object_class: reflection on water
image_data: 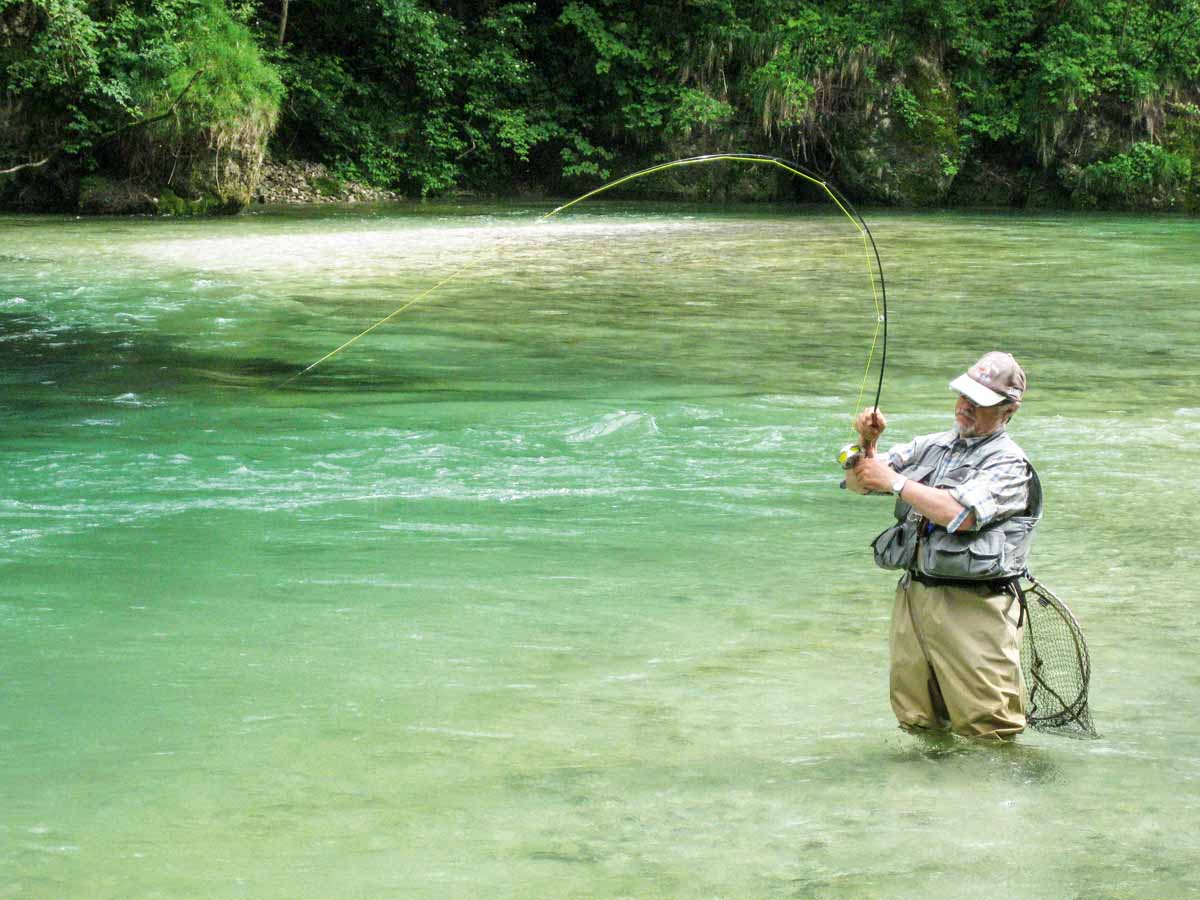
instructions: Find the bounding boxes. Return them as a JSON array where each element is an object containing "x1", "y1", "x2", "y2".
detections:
[{"x1": 1, "y1": 205, "x2": 1198, "y2": 899}]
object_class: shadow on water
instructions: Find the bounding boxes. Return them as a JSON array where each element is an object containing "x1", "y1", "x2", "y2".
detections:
[
  {"x1": 0, "y1": 307, "x2": 463, "y2": 388},
  {"x1": 0, "y1": 310, "x2": 613, "y2": 413},
  {"x1": 0, "y1": 310, "x2": 284, "y2": 393}
]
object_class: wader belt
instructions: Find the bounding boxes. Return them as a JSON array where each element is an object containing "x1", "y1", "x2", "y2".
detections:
[{"x1": 908, "y1": 571, "x2": 1027, "y2": 627}]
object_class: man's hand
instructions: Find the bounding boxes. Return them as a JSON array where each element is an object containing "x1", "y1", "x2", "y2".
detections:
[
  {"x1": 854, "y1": 406, "x2": 887, "y2": 450},
  {"x1": 851, "y1": 454, "x2": 898, "y2": 493},
  {"x1": 850, "y1": 455, "x2": 975, "y2": 529}
]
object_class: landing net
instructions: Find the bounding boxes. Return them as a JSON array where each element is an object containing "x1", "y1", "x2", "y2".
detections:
[{"x1": 1020, "y1": 577, "x2": 1097, "y2": 737}]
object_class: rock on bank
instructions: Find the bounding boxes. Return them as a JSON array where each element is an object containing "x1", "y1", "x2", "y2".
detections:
[{"x1": 253, "y1": 159, "x2": 403, "y2": 205}]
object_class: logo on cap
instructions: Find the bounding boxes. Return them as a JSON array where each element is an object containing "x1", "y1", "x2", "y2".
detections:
[{"x1": 972, "y1": 363, "x2": 997, "y2": 384}]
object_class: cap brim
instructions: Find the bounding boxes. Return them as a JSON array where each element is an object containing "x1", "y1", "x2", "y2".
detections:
[{"x1": 949, "y1": 373, "x2": 1008, "y2": 406}]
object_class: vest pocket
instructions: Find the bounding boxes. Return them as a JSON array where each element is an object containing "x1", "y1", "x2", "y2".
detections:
[
  {"x1": 1000, "y1": 515, "x2": 1038, "y2": 576},
  {"x1": 871, "y1": 521, "x2": 918, "y2": 570},
  {"x1": 919, "y1": 527, "x2": 1006, "y2": 579}
]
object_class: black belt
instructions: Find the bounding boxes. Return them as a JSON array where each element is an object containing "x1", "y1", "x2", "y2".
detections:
[
  {"x1": 908, "y1": 571, "x2": 1016, "y2": 590},
  {"x1": 908, "y1": 571, "x2": 1027, "y2": 626}
]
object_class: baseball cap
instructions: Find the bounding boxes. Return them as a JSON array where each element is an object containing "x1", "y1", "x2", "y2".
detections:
[{"x1": 949, "y1": 352, "x2": 1026, "y2": 406}]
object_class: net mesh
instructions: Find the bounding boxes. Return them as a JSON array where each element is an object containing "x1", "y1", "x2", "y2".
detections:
[{"x1": 1020, "y1": 578, "x2": 1097, "y2": 737}]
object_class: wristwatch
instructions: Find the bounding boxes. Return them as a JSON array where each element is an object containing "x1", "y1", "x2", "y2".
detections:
[{"x1": 891, "y1": 475, "x2": 908, "y2": 496}]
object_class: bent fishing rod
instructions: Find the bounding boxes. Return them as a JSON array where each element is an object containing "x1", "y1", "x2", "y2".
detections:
[{"x1": 278, "y1": 152, "x2": 889, "y2": 427}]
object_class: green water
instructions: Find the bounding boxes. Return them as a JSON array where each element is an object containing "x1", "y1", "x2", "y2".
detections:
[{"x1": 1, "y1": 203, "x2": 1198, "y2": 899}]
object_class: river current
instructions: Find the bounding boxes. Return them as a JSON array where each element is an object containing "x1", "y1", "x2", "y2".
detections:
[{"x1": 1, "y1": 203, "x2": 1198, "y2": 898}]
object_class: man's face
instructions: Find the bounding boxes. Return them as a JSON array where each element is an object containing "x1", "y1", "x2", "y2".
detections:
[{"x1": 955, "y1": 393, "x2": 1011, "y2": 437}]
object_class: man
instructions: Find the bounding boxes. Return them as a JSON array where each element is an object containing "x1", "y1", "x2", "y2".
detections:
[{"x1": 845, "y1": 352, "x2": 1041, "y2": 739}]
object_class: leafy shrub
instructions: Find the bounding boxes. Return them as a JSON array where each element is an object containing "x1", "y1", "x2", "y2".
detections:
[
  {"x1": 2, "y1": 0, "x2": 281, "y2": 207},
  {"x1": 1069, "y1": 142, "x2": 1193, "y2": 209}
]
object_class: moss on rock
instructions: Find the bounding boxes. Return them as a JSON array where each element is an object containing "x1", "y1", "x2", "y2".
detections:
[{"x1": 151, "y1": 186, "x2": 234, "y2": 216}]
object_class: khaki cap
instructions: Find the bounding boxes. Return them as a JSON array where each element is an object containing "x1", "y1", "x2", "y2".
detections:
[{"x1": 949, "y1": 351, "x2": 1026, "y2": 406}]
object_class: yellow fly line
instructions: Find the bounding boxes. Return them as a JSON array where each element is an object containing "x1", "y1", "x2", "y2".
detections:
[
  {"x1": 542, "y1": 154, "x2": 886, "y2": 417},
  {"x1": 280, "y1": 152, "x2": 889, "y2": 416}
]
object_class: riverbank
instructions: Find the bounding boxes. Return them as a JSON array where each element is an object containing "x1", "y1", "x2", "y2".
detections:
[
  {"x1": 254, "y1": 158, "x2": 405, "y2": 205},
  {"x1": 5, "y1": 153, "x2": 1198, "y2": 214}
]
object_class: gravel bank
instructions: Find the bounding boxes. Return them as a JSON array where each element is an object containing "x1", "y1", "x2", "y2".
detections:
[{"x1": 254, "y1": 159, "x2": 404, "y2": 205}]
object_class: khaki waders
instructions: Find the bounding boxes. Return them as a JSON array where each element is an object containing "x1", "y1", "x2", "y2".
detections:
[{"x1": 889, "y1": 574, "x2": 1026, "y2": 739}]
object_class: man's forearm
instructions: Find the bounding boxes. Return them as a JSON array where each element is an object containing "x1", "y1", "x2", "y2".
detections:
[
  {"x1": 898, "y1": 479, "x2": 976, "y2": 530},
  {"x1": 847, "y1": 439, "x2": 977, "y2": 530}
]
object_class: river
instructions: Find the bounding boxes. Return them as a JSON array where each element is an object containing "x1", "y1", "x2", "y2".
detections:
[{"x1": 1, "y1": 203, "x2": 1197, "y2": 898}]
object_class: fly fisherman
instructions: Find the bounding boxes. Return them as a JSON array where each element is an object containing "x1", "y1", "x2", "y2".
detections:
[{"x1": 845, "y1": 352, "x2": 1041, "y2": 739}]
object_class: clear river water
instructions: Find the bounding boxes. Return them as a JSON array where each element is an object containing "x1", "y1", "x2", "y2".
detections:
[{"x1": 1, "y1": 202, "x2": 1198, "y2": 899}]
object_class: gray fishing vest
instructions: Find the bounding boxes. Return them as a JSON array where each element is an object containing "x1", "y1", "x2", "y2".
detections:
[{"x1": 871, "y1": 430, "x2": 1042, "y2": 581}]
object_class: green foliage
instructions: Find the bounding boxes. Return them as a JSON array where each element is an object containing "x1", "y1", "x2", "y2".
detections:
[
  {"x1": 310, "y1": 174, "x2": 342, "y2": 197},
  {"x1": 558, "y1": 135, "x2": 614, "y2": 180},
  {"x1": 1, "y1": 0, "x2": 104, "y2": 156},
  {"x1": 746, "y1": 4, "x2": 877, "y2": 135},
  {"x1": 893, "y1": 84, "x2": 923, "y2": 131},
  {"x1": 1069, "y1": 142, "x2": 1194, "y2": 209},
  {"x1": 555, "y1": 1, "x2": 738, "y2": 142},
  {"x1": 272, "y1": 0, "x2": 558, "y2": 195},
  {"x1": 165, "y1": 0, "x2": 283, "y2": 128},
  {"x1": 4, "y1": 0, "x2": 1200, "y2": 209},
  {"x1": 1, "y1": 0, "x2": 100, "y2": 95},
  {"x1": 1, "y1": 0, "x2": 281, "y2": 175},
  {"x1": 267, "y1": 0, "x2": 759, "y2": 193}
]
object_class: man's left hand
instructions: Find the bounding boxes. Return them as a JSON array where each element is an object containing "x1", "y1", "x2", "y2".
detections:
[{"x1": 852, "y1": 454, "x2": 899, "y2": 493}]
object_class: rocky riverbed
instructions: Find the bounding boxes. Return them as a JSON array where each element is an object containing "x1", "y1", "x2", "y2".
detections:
[{"x1": 254, "y1": 159, "x2": 404, "y2": 205}]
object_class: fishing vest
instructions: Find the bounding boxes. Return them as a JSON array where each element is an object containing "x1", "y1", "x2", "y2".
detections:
[{"x1": 871, "y1": 430, "x2": 1042, "y2": 581}]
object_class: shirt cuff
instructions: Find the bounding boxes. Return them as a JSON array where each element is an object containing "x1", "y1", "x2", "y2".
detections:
[
  {"x1": 948, "y1": 482, "x2": 997, "y2": 531},
  {"x1": 946, "y1": 505, "x2": 972, "y2": 533}
]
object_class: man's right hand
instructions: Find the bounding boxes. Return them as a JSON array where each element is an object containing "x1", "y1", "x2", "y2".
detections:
[{"x1": 854, "y1": 406, "x2": 887, "y2": 449}]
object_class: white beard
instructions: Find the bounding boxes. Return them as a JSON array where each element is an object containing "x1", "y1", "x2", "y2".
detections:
[{"x1": 955, "y1": 420, "x2": 1005, "y2": 439}]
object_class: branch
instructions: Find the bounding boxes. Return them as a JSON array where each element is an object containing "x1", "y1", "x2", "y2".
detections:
[
  {"x1": 455, "y1": 137, "x2": 478, "y2": 161},
  {"x1": 278, "y1": 0, "x2": 289, "y2": 46},
  {"x1": 94, "y1": 67, "x2": 207, "y2": 144},
  {"x1": 0, "y1": 68, "x2": 207, "y2": 178},
  {"x1": 0, "y1": 155, "x2": 53, "y2": 177}
]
